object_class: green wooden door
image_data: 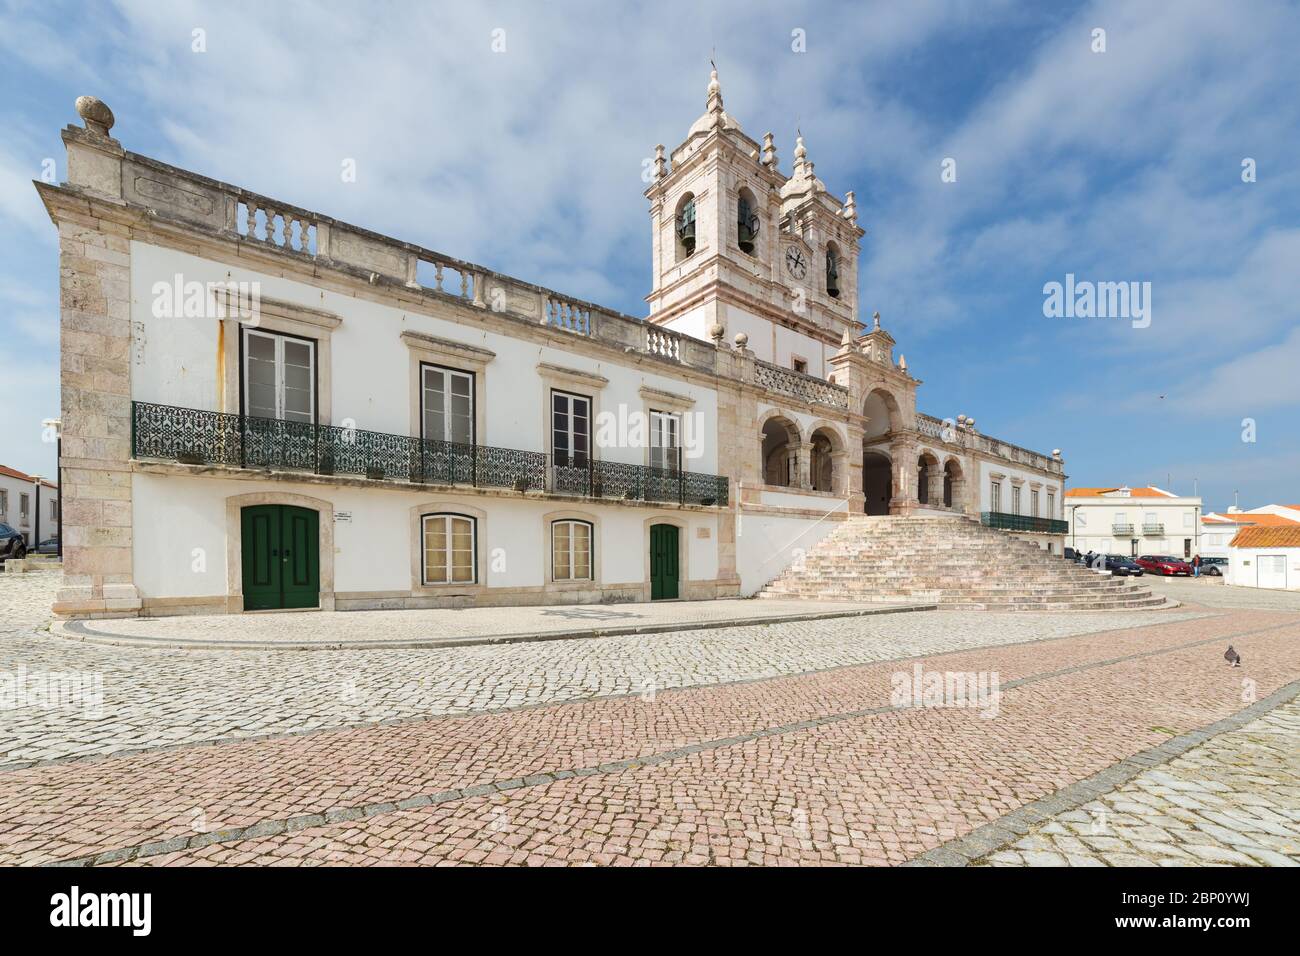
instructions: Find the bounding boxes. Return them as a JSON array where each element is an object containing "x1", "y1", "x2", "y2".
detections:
[
  {"x1": 241, "y1": 505, "x2": 319, "y2": 610},
  {"x1": 650, "y1": 523, "x2": 679, "y2": 600}
]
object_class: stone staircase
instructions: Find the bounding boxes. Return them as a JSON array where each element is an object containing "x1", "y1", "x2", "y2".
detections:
[{"x1": 758, "y1": 515, "x2": 1174, "y2": 611}]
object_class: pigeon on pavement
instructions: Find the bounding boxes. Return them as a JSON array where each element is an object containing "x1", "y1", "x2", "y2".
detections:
[{"x1": 1224, "y1": 646, "x2": 1242, "y2": 667}]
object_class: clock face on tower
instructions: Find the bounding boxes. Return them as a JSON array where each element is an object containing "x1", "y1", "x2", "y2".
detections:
[{"x1": 784, "y1": 246, "x2": 807, "y2": 280}]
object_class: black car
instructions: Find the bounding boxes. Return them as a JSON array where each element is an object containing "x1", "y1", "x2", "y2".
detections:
[
  {"x1": 1103, "y1": 554, "x2": 1144, "y2": 576},
  {"x1": 0, "y1": 523, "x2": 26, "y2": 560}
]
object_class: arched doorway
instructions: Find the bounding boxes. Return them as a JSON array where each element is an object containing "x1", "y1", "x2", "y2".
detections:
[
  {"x1": 943, "y1": 458, "x2": 963, "y2": 509},
  {"x1": 916, "y1": 452, "x2": 940, "y2": 505},
  {"x1": 809, "y1": 425, "x2": 842, "y2": 493},
  {"x1": 761, "y1": 416, "x2": 801, "y2": 487},
  {"x1": 863, "y1": 451, "x2": 892, "y2": 515}
]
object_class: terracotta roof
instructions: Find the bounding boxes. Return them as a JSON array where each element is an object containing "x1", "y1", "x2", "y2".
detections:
[
  {"x1": 0, "y1": 464, "x2": 57, "y2": 490},
  {"x1": 1203, "y1": 516, "x2": 1246, "y2": 525},
  {"x1": 1233, "y1": 513, "x2": 1300, "y2": 527},
  {"x1": 1230, "y1": 526, "x2": 1300, "y2": 549},
  {"x1": 1065, "y1": 486, "x2": 1177, "y2": 498}
]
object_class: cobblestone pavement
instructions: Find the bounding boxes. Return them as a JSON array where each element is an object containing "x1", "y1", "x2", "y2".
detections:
[
  {"x1": 2, "y1": 570, "x2": 1299, "y2": 866},
  {"x1": 58, "y1": 591, "x2": 924, "y2": 649},
  {"x1": 1144, "y1": 574, "x2": 1300, "y2": 611},
  {"x1": 978, "y1": 698, "x2": 1300, "y2": 867}
]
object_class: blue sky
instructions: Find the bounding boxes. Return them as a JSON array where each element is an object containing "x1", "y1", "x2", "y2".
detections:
[{"x1": 1, "y1": 0, "x2": 1297, "y2": 511}]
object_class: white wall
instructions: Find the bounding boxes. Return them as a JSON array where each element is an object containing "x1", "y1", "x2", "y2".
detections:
[
  {"x1": 735, "y1": 510, "x2": 839, "y2": 595},
  {"x1": 1228, "y1": 547, "x2": 1300, "y2": 590},
  {"x1": 130, "y1": 243, "x2": 720, "y2": 473},
  {"x1": 131, "y1": 471, "x2": 720, "y2": 600},
  {"x1": 0, "y1": 473, "x2": 58, "y2": 547},
  {"x1": 1066, "y1": 496, "x2": 1200, "y2": 557},
  {"x1": 979, "y1": 461, "x2": 1062, "y2": 515}
]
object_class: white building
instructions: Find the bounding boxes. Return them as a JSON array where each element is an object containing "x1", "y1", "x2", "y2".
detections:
[
  {"x1": 38, "y1": 77, "x2": 1066, "y2": 618},
  {"x1": 1227, "y1": 525, "x2": 1300, "y2": 590},
  {"x1": 0, "y1": 464, "x2": 59, "y2": 550},
  {"x1": 1064, "y1": 486, "x2": 1202, "y2": 559}
]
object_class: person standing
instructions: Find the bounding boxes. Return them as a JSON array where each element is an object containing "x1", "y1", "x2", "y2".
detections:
[{"x1": 1192, "y1": 553, "x2": 1202, "y2": 577}]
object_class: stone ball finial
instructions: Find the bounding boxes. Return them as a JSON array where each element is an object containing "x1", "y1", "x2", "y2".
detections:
[
  {"x1": 708, "y1": 322, "x2": 725, "y2": 343},
  {"x1": 1052, "y1": 448, "x2": 1062, "y2": 459},
  {"x1": 733, "y1": 331, "x2": 749, "y2": 349},
  {"x1": 957, "y1": 414, "x2": 967, "y2": 424},
  {"x1": 708, "y1": 68, "x2": 721, "y2": 96},
  {"x1": 75, "y1": 96, "x2": 115, "y2": 137},
  {"x1": 967, "y1": 418, "x2": 976, "y2": 429}
]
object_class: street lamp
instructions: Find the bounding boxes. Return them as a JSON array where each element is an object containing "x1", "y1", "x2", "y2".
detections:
[{"x1": 30, "y1": 475, "x2": 43, "y2": 552}]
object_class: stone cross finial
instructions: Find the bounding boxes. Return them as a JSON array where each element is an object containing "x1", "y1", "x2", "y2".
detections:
[
  {"x1": 75, "y1": 95, "x2": 115, "y2": 138},
  {"x1": 706, "y1": 64, "x2": 723, "y2": 114}
]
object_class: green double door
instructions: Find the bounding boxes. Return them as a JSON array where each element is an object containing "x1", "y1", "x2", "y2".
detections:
[
  {"x1": 241, "y1": 505, "x2": 320, "y2": 611},
  {"x1": 649, "y1": 523, "x2": 679, "y2": 600}
]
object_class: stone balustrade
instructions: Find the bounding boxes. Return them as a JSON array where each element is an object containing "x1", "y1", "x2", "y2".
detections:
[{"x1": 753, "y1": 359, "x2": 850, "y2": 409}]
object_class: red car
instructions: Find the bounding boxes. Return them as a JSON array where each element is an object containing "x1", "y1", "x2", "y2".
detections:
[{"x1": 1135, "y1": 554, "x2": 1192, "y2": 576}]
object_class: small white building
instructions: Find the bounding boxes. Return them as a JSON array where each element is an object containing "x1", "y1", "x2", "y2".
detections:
[
  {"x1": 0, "y1": 465, "x2": 59, "y2": 549},
  {"x1": 1228, "y1": 525, "x2": 1300, "y2": 590},
  {"x1": 1064, "y1": 486, "x2": 1201, "y2": 559}
]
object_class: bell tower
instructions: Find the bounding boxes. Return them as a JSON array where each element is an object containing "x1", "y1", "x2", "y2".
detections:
[{"x1": 645, "y1": 69, "x2": 866, "y2": 378}]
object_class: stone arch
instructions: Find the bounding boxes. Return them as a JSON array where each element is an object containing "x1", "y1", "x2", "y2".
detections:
[
  {"x1": 942, "y1": 456, "x2": 966, "y2": 511},
  {"x1": 808, "y1": 421, "x2": 846, "y2": 494},
  {"x1": 862, "y1": 448, "x2": 893, "y2": 515},
  {"x1": 737, "y1": 184, "x2": 760, "y2": 257},
  {"x1": 674, "y1": 191, "x2": 696, "y2": 261},
  {"x1": 758, "y1": 410, "x2": 803, "y2": 487},
  {"x1": 862, "y1": 386, "x2": 903, "y2": 441},
  {"x1": 825, "y1": 239, "x2": 842, "y2": 299},
  {"x1": 916, "y1": 450, "x2": 941, "y2": 505},
  {"x1": 224, "y1": 490, "x2": 335, "y2": 612}
]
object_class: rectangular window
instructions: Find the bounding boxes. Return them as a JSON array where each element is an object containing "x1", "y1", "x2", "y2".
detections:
[
  {"x1": 1011, "y1": 487, "x2": 1021, "y2": 515},
  {"x1": 50, "y1": 499, "x2": 58, "y2": 521},
  {"x1": 244, "y1": 328, "x2": 315, "y2": 423},
  {"x1": 1031, "y1": 490, "x2": 1039, "y2": 517},
  {"x1": 422, "y1": 514, "x2": 476, "y2": 585},
  {"x1": 20, "y1": 493, "x2": 29, "y2": 520},
  {"x1": 1182, "y1": 512, "x2": 1193, "y2": 529},
  {"x1": 792, "y1": 358, "x2": 808, "y2": 374},
  {"x1": 551, "y1": 391, "x2": 591, "y2": 467},
  {"x1": 649, "y1": 410, "x2": 680, "y2": 472},
  {"x1": 990, "y1": 482, "x2": 1000, "y2": 512},
  {"x1": 1184, "y1": 538, "x2": 1192, "y2": 558},
  {"x1": 1047, "y1": 492, "x2": 1055, "y2": 517},
  {"x1": 0, "y1": 490, "x2": 6, "y2": 516},
  {"x1": 421, "y1": 364, "x2": 474, "y2": 444},
  {"x1": 552, "y1": 520, "x2": 593, "y2": 581}
]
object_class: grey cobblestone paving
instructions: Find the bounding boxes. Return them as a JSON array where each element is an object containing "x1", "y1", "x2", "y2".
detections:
[
  {"x1": 977, "y1": 694, "x2": 1300, "y2": 867},
  {"x1": 1, "y1": 571, "x2": 1205, "y2": 769}
]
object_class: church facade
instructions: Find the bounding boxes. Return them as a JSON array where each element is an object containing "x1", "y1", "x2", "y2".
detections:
[{"x1": 39, "y1": 74, "x2": 1066, "y2": 619}]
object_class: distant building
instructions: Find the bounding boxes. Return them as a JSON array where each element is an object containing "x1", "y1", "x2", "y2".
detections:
[
  {"x1": 0, "y1": 464, "x2": 59, "y2": 548},
  {"x1": 1064, "y1": 486, "x2": 1201, "y2": 559},
  {"x1": 1197, "y1": 505, "x2": 1300, "y2": 589}
]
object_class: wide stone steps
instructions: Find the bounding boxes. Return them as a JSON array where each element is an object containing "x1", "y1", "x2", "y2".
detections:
[{"x1": 758, "y1": 514, "x2": 1173, "y2": 612}]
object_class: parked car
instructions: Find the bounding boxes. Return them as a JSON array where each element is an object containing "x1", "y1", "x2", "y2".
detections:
[
  {"x1": 1064, "y1": 547, "x2": 1080, "y2": 562},
  {"x1": 1103, "y1": 554, "x2": 1144, "y2": 576},
  {"x1": 1135, "y1": 554, "x2": 1193, "y2": 576},
  {"x1": 35, "y1": 537, "x2": 59, "y2": 555},
  {"x1": 1199, "y1": 556, "x2": 1228, "y2": 577},
  {"x1": 0, "y1": 523, "x2": 26, "y2": 560}
]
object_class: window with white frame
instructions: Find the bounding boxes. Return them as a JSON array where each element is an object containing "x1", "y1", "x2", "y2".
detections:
[
  {"x1": 0, "y1": 490, "x2": 6, "y2": 516},
  {"x1": 422, "y1": 513, "x2": 476, "y2": 585},
  {"x1": 990, "y1": 481, "x2": 1001, "y2": 512},
  {"x1": 20, "y1": 493, "x2": 29, "y2": 520},
  {"x1": 1011, "y1": 486, "x2": 1021, "y2": 515},
  {"x1": 50, "y1": 499, "x2": 58, "y2": 521},
  {"x1": 244, "y1": 328, "x2": 315, "y2": 422},
  {"x1": 1031, "y1": 490, "x2": 1039, "y2": 517},
  {"x1": 552, "y1": 391, "x2": 591, "y2": 468},
  {"x1": 649, "y1": 410, "x2": 680, "y2": 472},
  {"x1": 552, "y1": 519, "x2": 593, "y2": 581},
  {"x1": 421, "y1": 364, "x2": 474, "y2": 444},
  {"x1": 1047, "y1": 492, "x2": 1055, "y2": 517}
]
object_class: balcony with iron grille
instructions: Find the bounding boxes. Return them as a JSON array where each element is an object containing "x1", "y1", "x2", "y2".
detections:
[
  {"x1": 131, "y1": 402, "x2": 729, "y2": 508},
  {"x1": 981, "y1": 511, "x2": 1068, "y2": 535},
  {"x1": 1112, "y1": 522, "x2": 1135, "y2": 535},
  {"x1": 1142, "y1": 522, "x2": 1165, "y2": 535}
]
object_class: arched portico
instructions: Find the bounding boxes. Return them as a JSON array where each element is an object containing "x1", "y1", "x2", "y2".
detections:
[
  {"x1": 759, "y1": 413, "x2": 803, "y2": 487},
  {"x1": 943, "y1": 457, "x2": 967, "y2": 512},
  {"x1": 862, "y1": 449, "x2": 892, "y2": 515},
  {"x1": 917, "y1": 451, "x2": 941, "y2": 505}
]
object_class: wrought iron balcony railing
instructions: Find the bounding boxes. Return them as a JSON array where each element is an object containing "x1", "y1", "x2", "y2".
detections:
[
  {"x1": 981, "y1": 511, "x2": 1069, "y2": 535},
  {"x1": 1112, "y1": 523, "x2": 1135, "y2": 535},
  {"x1": 1141, "y1": 523, "x2": 1165, "y2": 535},
  {"x1": 131, "y1": 401, "x2": 728, "y2": 507}
]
